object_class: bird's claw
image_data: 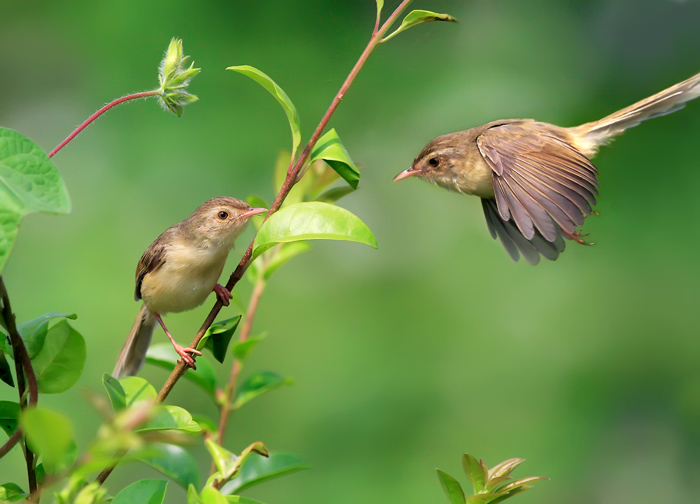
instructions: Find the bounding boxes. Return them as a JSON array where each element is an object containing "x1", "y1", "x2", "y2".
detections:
[
  {"x1": 214, "y1": 284, "x2": 232, "y2": 306},
  {"x1": 173, "y1": 343, "x2": 202, "y2": 370},
  {"x1": 561, "y1": 228, "x2": 595, "y2": 246}
]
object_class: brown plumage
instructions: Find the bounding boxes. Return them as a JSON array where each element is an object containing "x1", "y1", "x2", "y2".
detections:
[{"x1": 394, "y1": 72, "x2": 700, "y2": 264}]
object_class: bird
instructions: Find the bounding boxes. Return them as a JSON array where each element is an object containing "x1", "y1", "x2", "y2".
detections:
[
  {"x1": 112, "y1": 197, "x2": 267, "y2": 378},
  {"x1": 393, "y1": 72, "x2": 700, "y2": 264}
]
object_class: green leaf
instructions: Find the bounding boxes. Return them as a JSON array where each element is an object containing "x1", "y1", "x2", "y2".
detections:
[
  {"x1": 0, "y1": 482, "x2": 28, "y2": 502},
  {"x1": 0, "y1": 350, "x2": 12, "y2": 387},
  {"x1": 227, "y1": 66, "x2": 301, "y2": 158},
  {"x1": 18, "y1": 312, "x2": 77, "y2": 359},
  {"x1": 496, "y1": 477, "x2": 548, "y2": 493},
  {"x1": 487, "y1": 458, "x2": 525, "y2": 479},
  {"x1": 246, "y1": 195, "x2": 270, "y2": 213},
  {"x1": 487, "y1": 486, "x2": 531, "y2": 504},
  {"x1": 252, "y1": 202, "x2": 377, "y2": 259},
  {"x1": 21, "y1": 406, "x2": 74, "y2": 467},
  {"x1": 206, "y1": 440, "x2": 269, "y2": 482},
  {"x1": 376, "y1": 0, "x2": 384, "y2": 19},
  {"x1": 198, "y1": 316, "x2": 241, "y2": 363},
  {"x1": 200, "y1": 487, "x2": 228, "y2": 504},
  {"x1": 232, "y1": 333, "x2": 267, "y2": 363},
  {"x1": 120, "y1": 375, "x2": 157, "y2": 405},
  {"x1": 437, "y1": 470, "x2": 466, "y2": 504},
  {"x1": 30, "y1": 319, "x2": 85, "y2": 394},
  {"x1": 233, "y1": 371, "x2": 292, "y2": 409},
  {"x1": 226, "y1": 497, "x2": 266, "y2": 504},
  {"x1": 315, "y1": 186, "x2": 355, "y2": 204},
  {"x1": 112, "y1": 479, "x2": 168, "y2": 504},
  {"x1": 192, "y1": 414, "x2": 218, "y2": 433},
  {"x1": 138, "y1": 443, "x2": 200, "y2": 490},
  {"x1": 264, "y1": 242, "x2": 311, "y2": 279},
  {"x1": 221, "y1": 452, "x2": 309, "y2": 495},
  {"x1": 146, "y1": 344, "x2": 216, "y2": 398},
  {"x1": 0, "y1": 128, "x2": 71, "y2": 273},
  {"x1": 308, "y1": 129, "x2": 360, "y2": 189},
  {"x1": 0, "y1": 400, "x2": 20, "y2": 437},
  {"x1": 139, "y1": 405, "x2": 201, "y2": 433},
  {"x1": 381, "y1": 10, "x2": 458, "y2": 43},
  {"x1": 272, "y1": 151, "x2": 292, "y2": 194},
  {"x1": 102, "y1": 373, "x2": 127, "y2": 411},
  {"x1": 468, "y1": 494, "x2": 508, "y2": 504},
  {"x1": 463, "y1": 454, "x2": 488, "y2": 494}
]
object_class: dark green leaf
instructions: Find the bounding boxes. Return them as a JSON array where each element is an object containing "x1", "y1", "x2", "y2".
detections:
[
  {"x1": 146, "y1": 344, "x2": 216, "y2": 397},
  {"x1": 0, "y1": 482, "x2": 28, "y2": 502},
  {"x1": 469, "y1": 493, "x2": 508, "y2": 504},
  {"x1": 308, "y1": 129, "x2": 360, "y2": 189},
  {"x1": 21, "y1": 406, "x2": 74, "y2": 467},
  {"x1": 264, "y1": 242, "x2": 311, "y2": 280},
  {"x1": 381, "y1": 10, "x2": 458, "y2": 43},
  {"x1": 139, "y1": 405, "x2": 201, "y2": 433},
  {"x1": 120, "y1": 375, "x2": 157, "y2": 405},
  {"x1": 30, "y1": 319, "x2": 85, "y2": 394},
  {"x1": 137, "y1": 443, "x2": 200, "y2": 490},
  {"x1": 0, "y1": 350, "x2": 12, "y2": 387},
  {"x1": 0, "y1": 128, "x2": 71, "y2": 273},
  {"x1": 198, "y1": 316, "x2": 241, "y2": 363},
  {"x1": 437, "y1": 469, "x2": 466, "y2": 504},
  {"x1": 112, "y1": 479, "x2": 168, "y2": 504},
  {"x1": 227, "y1": 66, "x2": 301, "y2": 157},
  {"x1": 463, "y1": 454, "x2": 488, "y2": 494},
  {"x1": 102, "y1": 373, "x2": 127, "y2": 411},
  {"x1": 232, "y1": 333, "x2": 267, "y2": 363},
  {"x1": 0, "y1": 400, "x2": 20, "y2": 437},
  {"x1": 233, "y1": 371, "x2": 292, "y2": 409},
  {"x1": 17, "y1": 312, "x2": 77, "y2": 359},
  {"x1": 252, "y1": 202, "x2": 377, "y2": 259},
  {"x1": 221, "y1": 452, "x2": 310, "y2": 495}
]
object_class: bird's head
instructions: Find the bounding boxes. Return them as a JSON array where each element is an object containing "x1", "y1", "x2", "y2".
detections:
[
  {"x1": 187, "y1": 197, "x2": 267, "y2": 248},
  {"x1": 393, "y1": 133, "x2": 466, "y2": 188}
]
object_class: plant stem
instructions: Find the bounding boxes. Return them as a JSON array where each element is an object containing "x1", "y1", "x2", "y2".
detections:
[
  {"x1": 0, "y1": 278, "x2": 39, "y2": 492},
  {"x1": 48, "y1": 90, "x2": 160, "y2": 158}
]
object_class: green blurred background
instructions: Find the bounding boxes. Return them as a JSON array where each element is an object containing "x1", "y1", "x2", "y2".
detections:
[{"x1": 2, "y1": 0, "x2": 700, "y2": 502}]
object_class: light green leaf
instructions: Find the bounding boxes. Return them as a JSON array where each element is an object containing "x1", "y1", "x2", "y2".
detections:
[
  {"x1": 315, "y1": 186, "x2": 355, "y2": 204},
  {"x1": 139, "y1": 405, "x2": 201, "y2": 433},
  {"x1": 233, "y1": 371, "x2": 292, "y2": 410},
  {"x1": 192, "y1": 414, "x2": 217, "y2": 434},
  {"x1": 146, "y1": 344, "x2": 216, "y2": 398},
  {"x1": 463, "y1": 454, "x2": 488, "y2": 494},
  {"x1": 252, "y1": 202, "x2": 377, "y2": 259},
  {"x1": 119, "y1": 375, "x2": 157, "y2": 405},
  {"x1": 0, "y1": 128, "x2": 71, "y2": 273},
  {"x1": 21, "y1": 406, "x2": 74, "y2": 467},
  {"x1": 469, "y1": 494, "x2": 508, "y2": 504},
  {"x1": 308, "y1": 129, "x2": 360, "y2": 189},
  {"x1": 198, "y1": 316, "x2": 241, "y2": 363},
  {"x1": 246, "y1": 195, "x2": 270, "y2": 213},
  {"x1": 188, "y1": 484, "x2": 203, "y2": 504},
  {"x1": 138, "y1": 443, "x2": 200, "y2": 490},
  {"x1": 206, "y1": 440, "x2": 269, "y2": 483},
  {"x1": 487, "y1": 486, "x2": 531, "y2": 504},
  {"x1": 112, "y1": 479, "x2": 168, "y2": 504},
  {"x1": 264, "y1": 242, "x2": 311, "y2": 279},
  {"x1": 376, "y1": 0, "x2": 384, "y2": 19},
  {"x1": 232, "y1": 333, "x2": 267, "y2": 363},
  {"x1": 17, "y1": 312, "x2": 77, "y2": 359},
  {"x1": 272, "y1": 151, "x2": 292, "y2": 194},
  {"x1": 437, "y1": 469, "x2": 466, "y2": 504},
  {"x1": 200, "y1": 487, "x2": 228, "y2": 504},
  {"x1": 221, "y1": 452, "x2": 309, "y2": 495},
  {"x1": 30, "y1": 319, "x2": 85, "y2": 394},
  {"x1": 227, "y1": 66, "x2": 301, "y2": 158},
  {"x1": 0, "y1": 483, "x2": 28, "y2": 502},
  {"x1": 381, "y1": 10, "x2": 458, "y2": 43},
  {"x1": 102, "y1": 373, "x2": 127, "y2": 411},
  {"x1": 0, "y1": 400, "x2": 20, "y2": 437},
  {"x1": 226, "y1": 496, "x2": 266, "y2": 504}
]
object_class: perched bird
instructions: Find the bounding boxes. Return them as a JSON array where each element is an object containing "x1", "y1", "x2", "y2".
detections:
[
  {"x1": 113, "y1": 197, "x2": 267, "y2": 378},
  {"x1": 394, "y1": 72, "x2": 700, "y2": 264}
]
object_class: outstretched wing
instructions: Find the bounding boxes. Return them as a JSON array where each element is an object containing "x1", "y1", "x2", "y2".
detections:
[{"x1": 476, "y1": 121, "x2": 599, "y2": 244}]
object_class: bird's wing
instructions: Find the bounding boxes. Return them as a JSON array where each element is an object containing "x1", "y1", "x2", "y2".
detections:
[
  {"x1": 134, "y1": 240, "x2": 167, "y2": 301},
  {"x1": 476, "y1": 122, "x2": 599, "y2": 242}
]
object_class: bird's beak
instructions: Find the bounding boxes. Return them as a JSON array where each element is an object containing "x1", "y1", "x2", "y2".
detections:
[
  {"x1": 392, "y1": 167, "x2": 420, "y2": 182},
  {"x1": 241, "y1": 207, "x2": 268, "y2": 219}
]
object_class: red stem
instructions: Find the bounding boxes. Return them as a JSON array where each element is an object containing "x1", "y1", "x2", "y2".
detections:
[{"x1": 48, "y1": 90, "x2": 160, "y2": 158}]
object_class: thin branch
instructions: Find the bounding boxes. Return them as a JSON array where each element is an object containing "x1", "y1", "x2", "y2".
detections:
[
  {"x1": 0, "y1": 429, "x2": 22, "y2": 459},
  {"x1": 0, "y1": 277, "x2": 39, "y2": 492},
  {"x1": 48, "y1": 90, "x2": 160, "y2": 158}
]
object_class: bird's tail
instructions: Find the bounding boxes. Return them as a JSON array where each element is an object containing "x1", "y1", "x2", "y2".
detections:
[
  {"x1": 569, "y1": 71, "x2": 700, "y2": 156},
  {"x1": 112, "y1": 304, "x2": 157, "y2": 379}
]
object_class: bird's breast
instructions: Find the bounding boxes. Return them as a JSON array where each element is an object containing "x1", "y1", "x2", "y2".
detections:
[{"x1": 140, "y1": 242, "x2": 228, "y2": 315}]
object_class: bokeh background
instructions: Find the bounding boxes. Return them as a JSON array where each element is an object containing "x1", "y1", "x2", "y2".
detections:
[{"x1": 2, "y1": 0, "x2": 700, "y2": 502}]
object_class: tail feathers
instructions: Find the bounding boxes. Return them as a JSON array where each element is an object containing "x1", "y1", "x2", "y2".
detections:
[
  {"x1": 112, "y1": 305, "x2": 156, "y2": 379},
  {"x1": 570, "y1": 71, "x2": 700, "y2": 156}
]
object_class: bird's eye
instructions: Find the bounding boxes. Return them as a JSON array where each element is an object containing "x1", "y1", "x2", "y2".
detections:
[
  {"x1": 217, "y1": 210, "x2": 229, "y2": 220},
  {"x1": 428, "y1": 157, "x2": 440, "y2": 168}
]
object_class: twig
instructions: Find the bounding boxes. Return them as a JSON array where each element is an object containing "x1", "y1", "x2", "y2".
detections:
[
  {"x1": 0, "y1": 277, "x2": 39, "y2": 492},
  {"x1": 48, "y1": 90, "x2": 160, "y2": 158}
]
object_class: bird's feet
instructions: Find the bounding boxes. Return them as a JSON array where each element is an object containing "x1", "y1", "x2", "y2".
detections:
[
  {"x1": 561, "y1": 228, "x2": 595, "y2": 246},
  {"x1": 172, "y1": 342, "x2": 202, "y2": 370},
  {"x1": 214, "y1": 284, "x2": 232, "y2": 306}
]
